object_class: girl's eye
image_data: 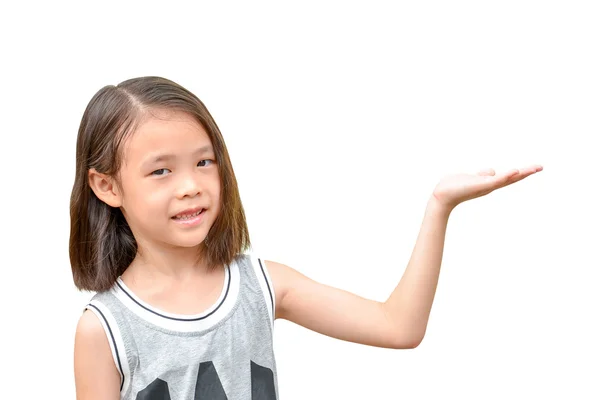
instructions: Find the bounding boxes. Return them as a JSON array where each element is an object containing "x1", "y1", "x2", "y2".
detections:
[
  {"x1": 198, "y1": 160, "x2": 213, "y2": 167},
  {"x1": 151, "y1": 168, "x2": 171, "y2": 176}
]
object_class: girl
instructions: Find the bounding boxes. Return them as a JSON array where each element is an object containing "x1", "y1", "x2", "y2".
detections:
[{"x1": 71, "y1": 76, "x2": 542, "y2": 400}]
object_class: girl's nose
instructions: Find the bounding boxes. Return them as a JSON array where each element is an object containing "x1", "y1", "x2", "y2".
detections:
[{"x1": 175, "y1": 174, "x2": 202, "y2": 199}]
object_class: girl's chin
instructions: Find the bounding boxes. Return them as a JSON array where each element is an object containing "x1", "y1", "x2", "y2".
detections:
[
  {"x1": 173, "y1": 239, "x2": 207, "y2": 249},
  {"x1": 163, "y1": 233, "x2": 208, "y2": 249}
]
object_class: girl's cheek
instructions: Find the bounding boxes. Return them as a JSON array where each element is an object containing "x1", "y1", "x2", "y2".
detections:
[{"x1": 146, "y1": 190, "x2": 170, "y2": 205}]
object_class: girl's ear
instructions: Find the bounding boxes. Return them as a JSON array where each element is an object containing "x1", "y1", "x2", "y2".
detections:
[{"x1": 88, "y1": 169, "x2": 123, "y2": 208}]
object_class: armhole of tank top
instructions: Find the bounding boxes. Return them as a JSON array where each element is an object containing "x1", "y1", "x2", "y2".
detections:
[
  {"x1": 85, "y1": 300, "x2": 131, "y2": 398},
  {"x1": 249, "y1": 255, "x2": 276, "y2": 330}
]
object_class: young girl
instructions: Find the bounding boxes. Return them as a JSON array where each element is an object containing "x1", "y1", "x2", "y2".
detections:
[{"x1": 71, "y1": 76, "x2": 542, "y2": 400}]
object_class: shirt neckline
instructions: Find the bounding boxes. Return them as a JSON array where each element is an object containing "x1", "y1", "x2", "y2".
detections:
[{"x1": 111, "y1": 259, "x2": 241, "y2": 333}]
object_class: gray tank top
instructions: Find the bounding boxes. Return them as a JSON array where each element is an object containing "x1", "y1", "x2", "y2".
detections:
[{"x1": 85, "y1": 254, "x2": 278, "y2": 400}]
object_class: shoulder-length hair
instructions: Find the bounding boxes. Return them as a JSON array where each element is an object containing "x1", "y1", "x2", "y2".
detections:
[{"x1": 70, "y1": 76, "x2": 250, "y2": 292}]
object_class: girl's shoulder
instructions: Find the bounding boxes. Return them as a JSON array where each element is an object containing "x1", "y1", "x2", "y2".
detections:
[{"x1": 74, "y1": 308, "x2": 122, "y2": 398}]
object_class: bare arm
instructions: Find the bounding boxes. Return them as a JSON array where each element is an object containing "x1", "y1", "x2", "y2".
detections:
[
  {"x1": 266, "y1": 197, "x2": 448, "y2": 349},
  {"x1": 381, "y1": 196, "x2": 450, "y2": 345},
  {"x1": 266, "y1": 260, "x2": 414, "y2": 348},
  {"x1": 266, "y1": 165, "x2": 541, "y2": 349},
  {"x1": 74, "y1": 310, "x2": 121, "y2": 400}
]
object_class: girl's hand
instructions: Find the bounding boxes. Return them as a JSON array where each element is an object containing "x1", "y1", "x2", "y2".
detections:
[{"x1": 432, "y1": 164, "x2": 543, "y2": 211}]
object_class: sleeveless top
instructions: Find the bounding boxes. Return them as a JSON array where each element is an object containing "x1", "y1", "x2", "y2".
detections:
[{"x1": 84, "y1": 254, "x2": 278, "y2": 400}]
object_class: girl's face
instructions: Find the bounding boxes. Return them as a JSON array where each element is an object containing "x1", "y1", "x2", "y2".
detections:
[{"x1": 117, "y1": 110, "x2": 221, "y2": 250}]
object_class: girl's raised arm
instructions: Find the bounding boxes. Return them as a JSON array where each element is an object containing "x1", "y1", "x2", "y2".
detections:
[
  {"x1": 266, "y1": 165, "x2": 542, "y2": 349},
  {"x1": 74, "y1": 311, "x2": 121, "y2": 400}
]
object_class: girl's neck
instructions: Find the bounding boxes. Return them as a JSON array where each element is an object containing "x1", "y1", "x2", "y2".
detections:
[
  {"x1": 117, "y1": 241, "x2": 227, "y2": 317},
  {"x1": 124, "y1": 242, "x2": 211, "y2": 283}
]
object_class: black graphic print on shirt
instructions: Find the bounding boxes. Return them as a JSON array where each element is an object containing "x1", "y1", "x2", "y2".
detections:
[{"x1": 135, "y1": 360, "x2": 276, "y2": 400}]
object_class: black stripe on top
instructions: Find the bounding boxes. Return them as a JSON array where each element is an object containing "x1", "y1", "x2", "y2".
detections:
[
  {"x1": 258, "y1": 258, "x2": 275, "y2": 320},
  {"x1": 115, "y1": 266, "x2": 231, "y2": 322},
  {"x1": 86, "y1": 303, "x2": 125, "y2": 392}
]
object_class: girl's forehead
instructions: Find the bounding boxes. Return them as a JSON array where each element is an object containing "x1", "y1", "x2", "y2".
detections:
[{"x1": 123, "y1": 111, "x2": 212, "y2": 162}]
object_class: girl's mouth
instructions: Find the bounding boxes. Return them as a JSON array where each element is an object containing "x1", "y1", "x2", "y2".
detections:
[{"x1": 172, "y1": 208, "x2": 205, "y2": 221}]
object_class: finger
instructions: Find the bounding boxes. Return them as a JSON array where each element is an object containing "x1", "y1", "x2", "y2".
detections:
[
  {"x1": 480, "y1": 169, "x2": 519, "y2": 190},
  {"x1": 518, "y1": 165, "x2": 543, "y2": 175},
  {"x1": 499, "y1": 169, "x2": 520, "y2": 182},
  {"x1": 496, "y1": 166, "x2": 542, "y2": 188}
]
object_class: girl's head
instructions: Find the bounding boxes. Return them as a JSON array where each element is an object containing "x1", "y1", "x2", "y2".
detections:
[{"x1": 70, "y1": 76, "x2": 250, "y2": 292}]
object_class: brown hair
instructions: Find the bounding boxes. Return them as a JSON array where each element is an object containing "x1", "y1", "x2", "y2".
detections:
[{"x1": 69, "y1": 76, "x2": 251, "y2": 292}]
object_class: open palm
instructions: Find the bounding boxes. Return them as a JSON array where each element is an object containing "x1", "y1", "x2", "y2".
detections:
[{"x1": 433, "y1": 164, "x2": 543, "y2": 210}]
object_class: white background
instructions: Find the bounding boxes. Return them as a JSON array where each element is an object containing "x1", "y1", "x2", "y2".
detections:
[{"x1": 1, "y1": 1, "x2": 598, "y2": 398}]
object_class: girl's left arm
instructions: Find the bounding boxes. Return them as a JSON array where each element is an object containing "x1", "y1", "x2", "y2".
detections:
[
  {"x1": 266, "y1": 165, "x2": 543, "y2": 349},
  {"x1": 266, "y1": 196, "x2": 448, "y2": 349}
]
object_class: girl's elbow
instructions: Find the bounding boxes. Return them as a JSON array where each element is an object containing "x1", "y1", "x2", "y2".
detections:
[
  {"x1": 389, "y1": 332, "x2": 424, "y2": 349},
  {"x1": 393, "y1": 339, "x2": 421, "y2": 350}
]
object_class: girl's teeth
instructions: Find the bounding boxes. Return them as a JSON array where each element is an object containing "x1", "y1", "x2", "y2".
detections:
[{"x1": 175, "y1": 210, "x2": 202, "y2": 220}]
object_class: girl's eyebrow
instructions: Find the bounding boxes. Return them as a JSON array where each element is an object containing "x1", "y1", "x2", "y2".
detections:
[{"x1": 142, "y1": 145, "x2": 214, "y2": 166}]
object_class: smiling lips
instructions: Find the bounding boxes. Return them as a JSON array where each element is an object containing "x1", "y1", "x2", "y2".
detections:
[{"x1": 172, "y1": 207, "x2": 205, "y2": 221}]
